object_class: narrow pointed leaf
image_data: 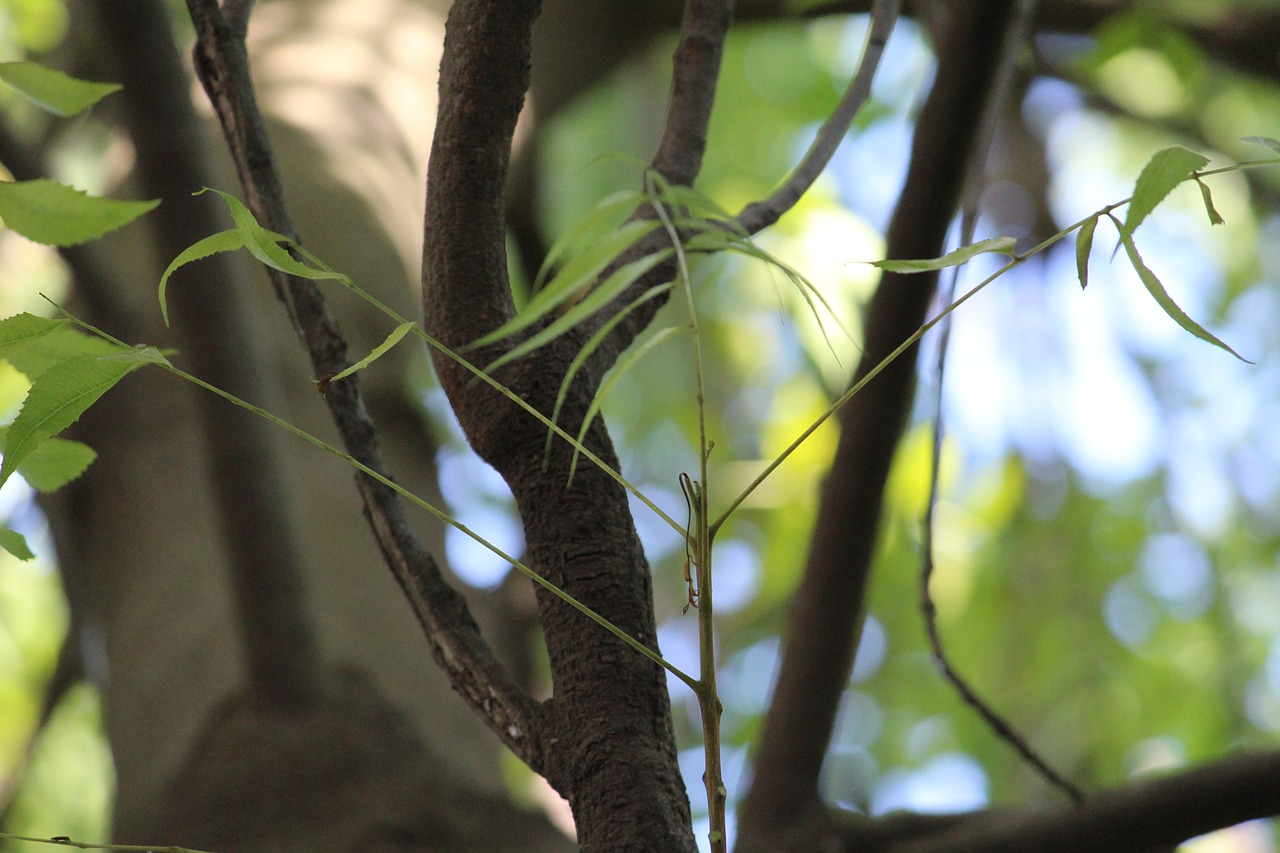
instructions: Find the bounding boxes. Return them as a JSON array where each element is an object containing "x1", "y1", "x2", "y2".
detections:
[
  {"x1": 483, "y1": 249, "x2": 673, "y2": 374},
  {"x1": 1195, "y1": 178, "x2": 1225, "y2": 226},
  {"x1": 0, "y1": 528, "x2": 35, "y2": 561},
  {"x1": 0, "y1": 352, "x2": 151, "y2": 488},
  {"x1": 568, "y1": 324, "x2": 684, "y2": 483},
  {"x1": 0, "y1": 180, "x2": 159, "y2": 246},
  {"x1": 0, "y1": 61, "x2": 120, "y2": 116},
  {"x1": 534, "y1": 189, "x2": 648, "y2": 290},
  {"x1": 1076, "y1": 215, "x2": 1098, "y2": 290},
  {"x1": 468, "y1": 218, "x2": 660, "y2": 351},
  {"x1": 866, "y1": 236, "x2": 1017, "y2": 273},
  {"x1": 0, "y1": 314, "x2": 67, "y2": 358},
  {"x1": 328, "y1": 321, "x2": 416, "y2": 383},
  {"x1": 1122, "y1": 146, "x2": 1209, "y2": 239},
  {"x1": 158, "y1": 229, "x2": 245, "y2": 325},
  {"x1": 1242, "y1": 136, "x2": 1280, "y2": 153},
  {"x1": 1119, "y1": 232, "x2": 1249, "y2": 362},
  {"x1": 199, "y1": 188, "x2": 352, "y2": 285}
]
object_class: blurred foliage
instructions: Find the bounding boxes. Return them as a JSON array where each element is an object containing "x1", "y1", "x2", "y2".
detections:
[{"x1": 1, "y1": 1, "x2": 1280, "y2": 851}]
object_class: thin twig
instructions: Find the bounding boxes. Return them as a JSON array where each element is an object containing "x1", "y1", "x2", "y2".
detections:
[
  {"x1": 737, "y1": 0, "x2": 899, "y2": 234},
  {"x1": 182, "y1": 0, "x2": 544, "y2": 768},
  {"x1": 916, "y1": 0, "x2": 1084, "y2": 807}
]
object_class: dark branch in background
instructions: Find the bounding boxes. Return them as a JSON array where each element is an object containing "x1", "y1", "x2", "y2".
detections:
[
  {"x1": 183, "y1": 0, "x2": 544, "y2": 769},
  {"x1": 95, "y1": 0, "x2": 325, "y2": 714},
  {"x1": 736, "y1": 0, "x2": 898, "y2": 234},
  {"x1": 651, "y1": 0, "x2": 735, "y2": 186},
  {"x1": 735, "y1": 4, "x2": 1022, "y2": 851},
  {"x1": 891, "y1": 750, "x2": 1280, "y2": 853},
  {"x1": 916, "y1": 0, "x2": 1085, "y2": 807}
]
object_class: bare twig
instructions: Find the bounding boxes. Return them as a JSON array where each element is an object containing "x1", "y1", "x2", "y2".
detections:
[
  {"x1": 737, "y1": 0, "x2": 899, "y2": 234},
  {"x1": 183, "y1": 0, "x2": 544, "y2": 768}
]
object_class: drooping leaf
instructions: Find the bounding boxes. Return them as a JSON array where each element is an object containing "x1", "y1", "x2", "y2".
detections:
[
  {"x1": 328, "y1": 321, "x2": 416, "y2": 383},
  {"x1": 468, "y1": 218, "x2": 661, "y2": 351},
  {"x1": 1241, "y1": 136, "x2": 1280, "y2": 153},
  {"x1": 568, "y1": 324, "x2": 685, "y2": 483},
  {"x1": 158, "y1": 229, "x2": 246, "y2": 325},
  {"x1": 0, "y1": 527, "x2": 35, "y2": 561},
  {"x1": 1118, "y1": 232, "x2": 1249, "y2": 362},
  {"x1": 1076, "y1": 215, "x2": 1098, "y2": 290},
  {"x1": 865, "y1": 236, "x2": 1017, "y2": 273},
  {"x1": 0, "y1": 350, "x2": 153, "y2": 488},
  {"x1": 0, "y1": 61, "x2": 120, "y2": 117},
  {"x1": 534, "y1": 189, "x2": 649, "y2": 291},
  {"x1": 482, "y1": 249, "x2": 673, "y2": 374},
  {"x1": 0, "y1": 180, "x2": 159, "y2": 246},
  {"x1": 198, "y1": 188, "x2": 353, "y2": 286},
  {"x1": 1122, "y1": 146, "x2": 1209, "y2": 239},
  {"x1": 1195, "y1": 178, "x2": 1225, "y2": 226}
]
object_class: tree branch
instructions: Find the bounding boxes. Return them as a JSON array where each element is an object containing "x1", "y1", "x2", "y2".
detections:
[
  {"x1": 652, "y1": 0, "x2": 735, "y2": 185},
  {"x1": 736, "y1": 0, "x2": 898, "y2": 234},
  {"x1": 736, "y1": 4, "x2": 1022, "y2": 850},
  {"x1": 184, "y1": 0, "x2": 544, "y2": 768},
  {"x1": 892, "y1": 751, "x2": 1280, "y2": 853}
]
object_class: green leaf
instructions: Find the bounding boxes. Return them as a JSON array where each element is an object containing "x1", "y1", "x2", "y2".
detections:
[
  {"x1": 534, "y1": 189, "x2": 648, "y2": 291},
  {"x1": 1118, "y1": 232, "x2": 1249, "y2": 362},
  {"x1": 1076, "y1": 215, "x2": 1098, "y2": 290},
  {"x1": 0, "y1": 351, "x2": 152, "y2": 488},
  {"x1": 1195, "y1": 178, "x2": 1225, "y2": 226},
  {"x1": 0, "y1": 429, "x2": 97, "y2": 492},
  {"x1": 1122, "y1": 146, "x2": 1209, "y2": 239},
  {"x1": 0, "y1": 528, "x2": 35, "y2": 561},
  {"x1": 0, "y1": 314, "x2": 122, "y2": 379},
  {"x1": 0, "y1": 61, "x2": 120, "y2": 117},
  {"x1": 468, "y1": 218, "x2": 661, "y2": 351},
  {"x1": 328, "y1": 321, "x2": 416, "y2": 383},
  {"x1": 1242, "y1": 136, "x2": 1280, "y2": 153},
  {"x1": 0, "y1": 180, "x2": 159, "y2": 246},
  {"x1": 198, "y1": 188, "x2": 353, "y2": 286},
  {"x1": 866, "y1": 236, "x2": 1017, "y2": 273},
  {"x1": 158, "y1": 229, "x2": 245, "y2": 325},
  {"x1": 482, "y1": 249, "x2": 673, "y2": 374}
]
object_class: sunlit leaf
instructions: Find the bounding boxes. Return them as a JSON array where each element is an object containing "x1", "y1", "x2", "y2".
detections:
[
  {"x1": 158, "y1": 229, "x2": 245, "y2": 325},
  {"x1": 1195, "y1": 178, "x2": 1224, "y2": 226},
  {"x1": 0, "y1": 180, "x2": 159, "y2": 246},
  {"x1": 0, "y1": 314, "x2": 121, "y2": 379},
  {"x1": 328, "y1": 321, "x2": 416, "y2": 383},
  {"x1": 0, "y1": 350, "x2": 154, "y2": 488},
  {"x1": 0, "y1": 313, "x2": 67, "y2": 358},
  {"x1": 1122, "y1": 146, "x2": 1209, "y2": 239},
  {"x1": 1118, "y1": 231, "x2": 1248, "y2": 362},
  {"x1": 864, "y1": 236, "x2": 1017, "y2": 273},
  {"x1": 1242, "y1": 136, "x2": 1280, "y2": 153},
  {"x1": 0, "y1": 527, "x2": 35, "y2": 560},
  {"x1": 535, "y1": 189, "x2": 649, "y2": 290},
  {"x1": 0, "y1": 61, "x2": 119, "y2": 116},
  {"x1": 1076, "y1": 215, "x2": 1098, "y2": 290}
]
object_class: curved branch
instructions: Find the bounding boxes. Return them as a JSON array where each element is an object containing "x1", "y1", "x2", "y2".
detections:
[
  {"x1": 892, "y1": 751, "x2": 1280, "y2": 853},
  {"x1": 184, "y1": 0, "x2": 543, "y2": 768},
  {"x1": 736, "y1": 4, "x2": 1022, "y2": 849},
  {"x1": 736, "y1": 0, "x2": 898, "y2": 234}
]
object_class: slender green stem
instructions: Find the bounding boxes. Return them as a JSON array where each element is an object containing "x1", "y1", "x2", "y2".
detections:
[
  {"x1": 0, "y1": 833, "x2": 218, "y2": 853},
  {"x1": 649, "y1": 175, "x2": 727, "y2": 853}
]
